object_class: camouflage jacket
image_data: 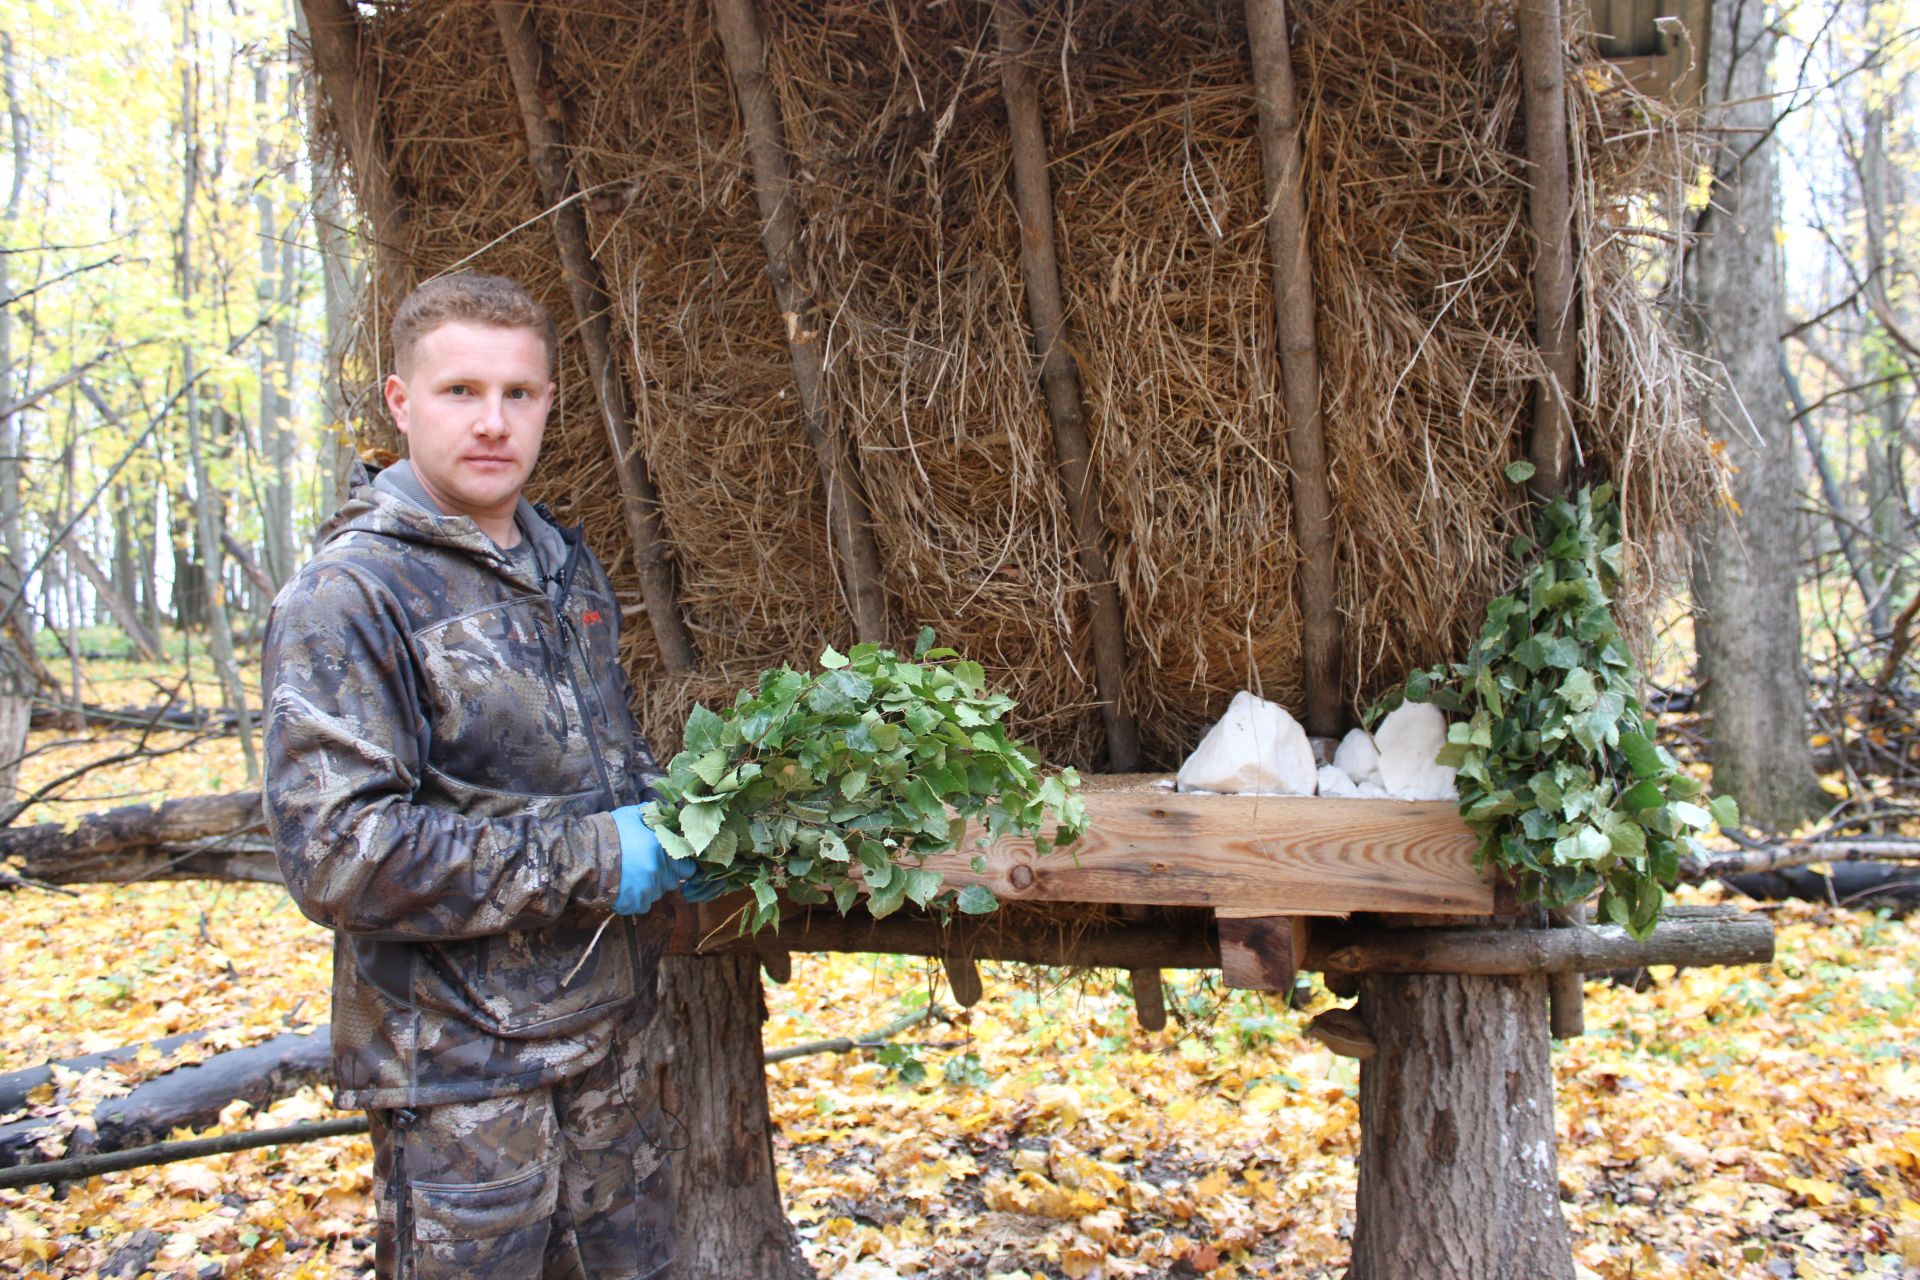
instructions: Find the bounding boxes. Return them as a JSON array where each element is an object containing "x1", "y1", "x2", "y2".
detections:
[{"x1": 263, "y1": 472, "x2": 668, "y2": 1111}]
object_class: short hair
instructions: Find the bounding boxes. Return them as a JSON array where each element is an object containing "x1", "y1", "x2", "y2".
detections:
[{"x1": 391, "y1": 273, "x2": 558, "y2": 376}]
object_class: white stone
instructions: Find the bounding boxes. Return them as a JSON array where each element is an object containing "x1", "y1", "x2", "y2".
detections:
[
  {"x1": 1176, "y1": 690, "x2": 1317, "y2": 796},
  {"x1": 1333, "y1": 728, "x2": 1383, "y2": 789},
  {"x1": 1315, "y1": 764, "x2": 1360, "y2": 797},
  {"x1": 1373, "y1": 701, "x2": 1458, "y2": 801},
  {"x1": 1355, "y1": 780, "x2": 1391, "y2": 799}
]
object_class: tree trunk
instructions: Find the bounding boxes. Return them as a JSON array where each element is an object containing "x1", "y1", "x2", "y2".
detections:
[
  {"x1": 1684, "y1": 0, "x2": 1825, "y2": 828},
  {"x1": 651, "y1": 953, "x2": 815, "y2": 1280},
  {"x1": 0, "y1": 34, "x2": 35, "y2": 757},
  {"x1": 189, "y1": 411, "x2": 259, "y2": 781},
  {"x1": 1351, "y1": 971, "x2": 1573, "y2": 1280}
]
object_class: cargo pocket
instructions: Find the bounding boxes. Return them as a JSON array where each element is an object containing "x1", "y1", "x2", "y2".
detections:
[{"x1": 409, "y1": 1158, "x2": 559, "y2": 1276}]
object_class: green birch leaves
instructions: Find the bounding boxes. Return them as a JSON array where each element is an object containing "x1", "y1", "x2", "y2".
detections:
[
  {"x1": 1373, "y1": 486, "x2": 1735, "y2": 938},
  {"x1": 644, "y1": 629, "x2": 1088, "y2": 933}
]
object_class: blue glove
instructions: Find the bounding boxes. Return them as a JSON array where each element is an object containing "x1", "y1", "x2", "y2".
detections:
[
  {"x1": 678, "y1": 866, "x2": 728, "y2": 904},
  {"x1": 610, "y1": 806, "x2": 675, "y2": 915}
]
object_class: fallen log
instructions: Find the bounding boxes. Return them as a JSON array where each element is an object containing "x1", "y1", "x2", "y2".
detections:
[
  {"x1": 29, "y1": 700, "x2": 242, "y2": 732},
  {"x1": 0, "y1": 1030, "x2": 209, "y2": 1116},
  {"x1": 1682, "y1": 836, "x2": 1920, "y2": 880},
  {"x1": 1310, "y1": 912, "x2": 1774, "y2": 976},
  {"x1": 1721, "y1": 864, "x2": 1920, "y2": 912},
  {"x1": 0, "y1": 1029, "x2": 331, "y2": 1168},
  {"x1": 3, "y1": 790, "x2": 269, "y2": 885}
]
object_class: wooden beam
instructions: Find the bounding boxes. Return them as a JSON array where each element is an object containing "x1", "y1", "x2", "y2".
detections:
[
  {"x1": 1310, "y1": 912, "x2": 1775, "y2": 976},
  {"x1": 492, "y1": 0, "x2": 698, "y2": 674},
  {"x1": 690, "y1": 904, "x2": 1225, "y2": 970},
  {"x1": 1519, "y1": 0, "x2": 1578, "y2": 498},
  {"x1": 921, "y1": 783, "x2": 1491, "y2": 915},
  {"x1": 710, "y1": 0, "x2": 889, "y2": 644},
  {"x1": 1244, "y1": 0, "x2": 1342, "y2": 738},
  {"x1": 295, "y1": 0, "x2": 407, "y2": 264},
  {"x1": 1217, "y1": 909, "x2": 1309, "y2": 992},
  {"x1": 990, "y1": 0, "x2": 1140, "y2": 771}
]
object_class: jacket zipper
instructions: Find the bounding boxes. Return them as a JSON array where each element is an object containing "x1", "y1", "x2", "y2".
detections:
[{"x1": 545, "y1": 528, "x2": 621, "y2": 812}]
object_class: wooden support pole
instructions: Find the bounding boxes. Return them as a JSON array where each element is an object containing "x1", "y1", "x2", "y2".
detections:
[
  {"x1": 1312, "y1": 912, "x2": 1774, "y2": 976},
  {"x1": 711, "y1": 0, "x2": 889, "y2": 645},
  {"x1": 1546, "y1": 904, "x2": 1586, "y2": 1037},
  {"x1": 1518, "y1": 0, "x2": 1578, "y2": 498},
  {"x1": 1128, "y1": 968, "x2": 1167, "y2": 1031},
  {"x1": 944, "y1": 954, "x2": 984, "y2": 1007},
  {"x1": 705, "y1": 907, "x2": 1225, "y2": 971},
  {"x1": 1244, "y1": 0, "x2": 1342, "y2": 738},
  {"x1": 990, "y1": 0, "x2": 1140, "y2": 771},
  {"x1": 295, "y1": 0, "x2": 407, "y2": 264},
  {"x1": 492, "y1": 1, "x2": 699, "y2": 675}
]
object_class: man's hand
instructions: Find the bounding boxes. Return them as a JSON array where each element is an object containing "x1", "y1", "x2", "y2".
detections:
[
  {"x1": 609, "y1": 807, "x2": 678, "y2": 915},
  {"x1": 675, "y1": 862, "x2": 728, "y2": 904}
]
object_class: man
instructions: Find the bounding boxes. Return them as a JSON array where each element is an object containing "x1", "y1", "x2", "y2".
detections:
[{"x1": 264, "y1": 273, "x2": 715, "y2": 1277}]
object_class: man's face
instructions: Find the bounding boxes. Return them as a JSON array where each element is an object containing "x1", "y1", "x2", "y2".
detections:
[{"x1": 383, "y1": 321, "x2": 554, "y2": 529}]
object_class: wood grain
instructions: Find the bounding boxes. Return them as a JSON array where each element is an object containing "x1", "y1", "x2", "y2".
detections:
[{"x1": 918, "y1": 782, "x2": 1492, "y2": 916}]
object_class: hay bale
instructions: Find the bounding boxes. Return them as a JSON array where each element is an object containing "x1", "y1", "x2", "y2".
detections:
[{"x1": 314, "y1": 0, "x2": 1714, "y2": 770}]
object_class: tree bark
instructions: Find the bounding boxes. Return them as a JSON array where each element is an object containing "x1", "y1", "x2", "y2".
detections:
[
  {"x1": 0, "y1": 34, "x2": 34, "y2": 788},
  {"x1": 990, "y1": 0, "x2": 1140, "y2": 768},
  {"x1": 1351, "y1": 972, "x2": 1574, "y2": 1280},
  {"x1": 1243, "y1": 0, "x2": 1343, "y2": 737},
  {"x1": 295, "y1": 0, "x2": 408, "y2": 273},
  {"x1": 650, "y1": 952, "x2": 815, "y2": 1280},
  {"x1": 0, "y1": 789, "x2": 265, "y2": 875},
  {"x1": 1315, "y1": 912, "x2": 1773, "y2": 975},
  {"x1": 1684, "y1": 0, "x2": 1826, "y2": 828}
]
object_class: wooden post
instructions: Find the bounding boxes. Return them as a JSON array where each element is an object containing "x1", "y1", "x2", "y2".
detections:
[
  {"x1": 1243, "y1": 0, "x2": 1342, "y2": 738},
  {"x1": 990, "y1": 0, "x2": 1141, "y2": 771},
  {"x1": 1518, "y1": 0, "x2": 1577, "y2": 498},
  {"x1": 1351, "y1": 972, "x2": 1575, "y2": 1280},
  {"x1": 710, "y1": 0, "x2": 889, "y2": 645},
  {"x1": 492, "y1": 0, "x2": 698, "y2": 674},
  {"x1": 295, "y1": 0, "x2": 407, "y2": 266},
  {"x1": 1516, "y1": 0, "x2": 1586, "y2": 1035}
]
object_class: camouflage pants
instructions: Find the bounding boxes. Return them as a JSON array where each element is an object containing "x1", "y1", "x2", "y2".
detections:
[{"x1": 369, "y1": 1041, "x2": 674, "y2": 1279}]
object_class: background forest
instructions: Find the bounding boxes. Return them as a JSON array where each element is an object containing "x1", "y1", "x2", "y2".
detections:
[{"x1": 0, "y1": 0, "x2": 1917, "y2": 1277}]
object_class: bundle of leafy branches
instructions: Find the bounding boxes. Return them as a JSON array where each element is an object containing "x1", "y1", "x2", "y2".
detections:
[
  {"x1": 644, "y1": 630, "x2": 1087, "y2": 933},
  {"x1": 1372, "y1": 479, "x2": 1735, "y2": 938}
]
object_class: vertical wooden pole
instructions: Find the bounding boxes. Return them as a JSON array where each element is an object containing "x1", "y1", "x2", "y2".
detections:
[
  {"x1": 1518, "y1": 0, "x2": 1577, "y2": 498},
  {"x1": 990, "y1": 0, "x2": 1141, "y2": 772},
  {"x1": 711, "y1": 0, "x2": 889, "y2": 645},
  {"x1": 493, "y1": 0, "x2": 699, "y2": 675},
  {"x1": 1517, "y1": 0, "x2": 1586, "y2": 1035},
  {"x1": 296, "y1": 0, "x2": 407, "y2": 266},
  {"x1": 1243, "y1": 0, "x2": 1343, "y2": 738}
]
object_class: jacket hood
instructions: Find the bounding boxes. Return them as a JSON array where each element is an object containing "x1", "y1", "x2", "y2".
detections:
[{"x1": 316, "y1": 460, "x2": 571, "y2": 579}]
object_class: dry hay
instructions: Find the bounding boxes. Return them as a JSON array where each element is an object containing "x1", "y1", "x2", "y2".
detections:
[{"x1": 323, "y1": 0, "x2": 1716, "y2": 771}]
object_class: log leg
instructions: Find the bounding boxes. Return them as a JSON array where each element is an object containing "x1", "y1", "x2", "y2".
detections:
[
  {"x1": 1351, "y1": 972, "x2": 1574, "y2": 1280},
  {"x1": 652, "y1": 953, "x2": 815, "y2": 1280}
]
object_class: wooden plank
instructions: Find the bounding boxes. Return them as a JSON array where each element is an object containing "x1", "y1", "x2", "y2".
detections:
[
  {"x1": 1217, "y1": 912, "x2": 1310, "y2": 992},
  {"x1": 918, "y1": 781, "x2": 1492, "y2": 916}
]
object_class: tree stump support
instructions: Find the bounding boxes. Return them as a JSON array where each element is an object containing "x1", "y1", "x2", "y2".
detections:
[
  {"x1": 493, "y1": 0, "x2": 698, "y2": 673},
  {"x1": 711, "y1": 0, "x2": 889, "y2": 645},
  {"x1": 990, "y1": 0, "x2": 1141, "y2": 772}
]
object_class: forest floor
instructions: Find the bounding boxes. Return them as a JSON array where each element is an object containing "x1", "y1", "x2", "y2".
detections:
[{"x1": 0, "y1": 649, "x2": 1916, "y2": 1278}]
